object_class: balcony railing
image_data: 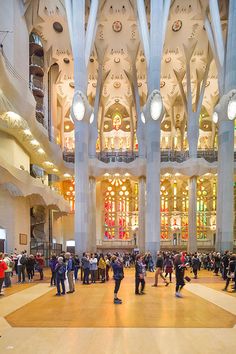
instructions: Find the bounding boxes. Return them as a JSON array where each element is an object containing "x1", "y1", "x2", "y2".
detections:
[
  {"x1": 30, "y1": 77, "x2": 44, "y2": 97},
  {"x1": 62, "y1": 149, "x2": 236, "y2": 164},
  {"x1": 96, "y1": 151, "x2": 139, "y2": 163},
  {"x1": 30, "y1": 55, "x2": 44, "y2": 77}
]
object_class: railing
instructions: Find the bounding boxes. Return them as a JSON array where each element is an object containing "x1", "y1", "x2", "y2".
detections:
[
  {"x1": 30, "y1": 55, "x2": 44, "y2": 68},
  {"x1": 30, "y1": 77, "x2": 44, "y2": 92},
  {"x1": 160, "y1": 150, "x2": 189, "y2": 163},
  {"x1": 96, "y1": 151, "x2": 139, "y2": 163},
  {"x1": 160, "y1": 149, "x2": 219, "y2": 163},
  {"x1": 97, "y1": 239, "x2": 136, "y2": 247}
]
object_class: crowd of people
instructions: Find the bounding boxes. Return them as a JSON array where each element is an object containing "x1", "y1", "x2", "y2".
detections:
[{"x1": 0, "y1": 249, "x2": 235, "y2": 303}]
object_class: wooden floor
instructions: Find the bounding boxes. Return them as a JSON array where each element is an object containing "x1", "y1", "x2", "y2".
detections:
[
  {"x1": 1, "y1": 269, "x2": 236, "y2": 354},
  {"x1": 5, "y1": 269, "x2": 236, "y2": 328}
]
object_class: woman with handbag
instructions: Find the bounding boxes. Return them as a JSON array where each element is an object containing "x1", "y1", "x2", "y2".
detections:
[
  {"x1": 223, "y1": 254, "x2": 236, "y2": 291},
  {"x1": 111, "y1": 255, "x2": 124, "y2": 304},
  {"x1": 135, "y1": 254, "x2": 146, "y2": 295}
]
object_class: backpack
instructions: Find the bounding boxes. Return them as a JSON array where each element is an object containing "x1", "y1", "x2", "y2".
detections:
[
  {"x1": 58, "y1": 264, "x2": 66, "y2": 275},
  {"x1": 9, "y1": 260, "x2": 15, "y2": 269},
  {"x1": 20, "y1": 255, "x2": 27, "y2": 265}
]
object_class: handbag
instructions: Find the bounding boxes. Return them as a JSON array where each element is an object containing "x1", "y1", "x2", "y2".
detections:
[
  {"x1": 184, "y1": 276, "x2": 191, "y2": 282},
  {"x1": 228, "y1": 272, "x2": 235, "y2": 279}
]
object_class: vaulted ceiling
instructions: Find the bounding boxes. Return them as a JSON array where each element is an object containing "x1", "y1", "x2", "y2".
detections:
[{"x1": 23, "y1": 0, "x2": 229, "y2": 144}]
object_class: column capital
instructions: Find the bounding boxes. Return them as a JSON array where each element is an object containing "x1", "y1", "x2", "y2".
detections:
[
  {"x1": 71, "y1": 90, "x2": 92, "y2": 124},
  {"x1": 143, "y1": 90, "x2": 164, "y2": 124},
  {"x1": 214, "y1": 89, "x2": 236, "y2": 122}
]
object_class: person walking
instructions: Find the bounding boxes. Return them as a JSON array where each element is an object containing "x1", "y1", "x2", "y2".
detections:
[
  {"x1": 55, "y1": 257, "x2": 66, "y2": 296},
  {"x1": 192, "y1": 254, "x2": 200, "y2": 279},
  {"x1": 152, "y1": 252, "x2": 169, "y2": 287},
  {"x1": 26, "y1": 255, "x2": 36, "y2": 282},
  {"x1": 111, "y1": 255, "x2": 124, "y2": 304},
  {"x1": 90, "y1": 254, "x2": 98, "y2": 283},
  {"x1": 65, "y1": 252, "x2": 75, "y2": 293},
  {"x1": 135, "y1": 254, "x2": 146, "y2": 295},
  {"x1": 0, "y1": 253, "x2": 7, "y2": 295},
  {"x1": 164, "y1": 254, "x2": 173, "y2": 283},
  {"x1": 174, "y1": 253, "x2": 188, "y2": 298}
]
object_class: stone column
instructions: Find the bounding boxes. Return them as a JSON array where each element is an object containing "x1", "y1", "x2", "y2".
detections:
[
  {"x1": 74, "y1": 115, "x2": 90, "y2": 254},
  {"x1": 88, "y1": 177, "x2": 96, "y2": 252},
  {"x1": 216, "y1": 0, "x2": 236, "y2": 251},
  {"x1": 216, "y1": 97, "x2": 235, "y2": 251},
  {"x1": 138, "y1": 176, "x2": 146, "y2": 253},
  {"x1": 188, "y1": 176, "x2": 197, "y2": 253},
  {"x1": 145, "y1": 110, "x2": 161, "y2": 256}
]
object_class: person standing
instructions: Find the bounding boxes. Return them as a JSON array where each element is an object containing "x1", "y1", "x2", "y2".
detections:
[
  {"x1": 0, "y1": 253, "x2": 7, "y2": 295},
  {"x1": 3, "y1": 253, "x2": 13, "y2": 288},
  {"x1": 17, "y1": 252, "x2": 27, "y2": 283},
  {"x1": 81, "y1": 253, "x2": 90, "y2": 284},
  {"x1": 74, "y1": 255, "x2": 80, "y2": 281},
  {"x1": 49, "y1": 254, "x2": 57, "y2": 286},
  {"x1": 105, "y1": 255, "x2": 110, "y2": 281},
  {"x1": 223, "y1": 254, "x2": 236, "y2": 292},
  {"x1": 26, "y1": 255, "x2": 36, "y2": 282},
  {"x1": 152, "y1": 252, "x2": 169, "y2": 287},
  {"x1": 98, "y1": 254, "x2": 106, "y2": 283},
  {"x1": 65, "y1": 252, "x2": 75, "y2": 293},
  {"x1": 55, "y1": 257, "x2": 66, "y2": 296},
  {"x1": 111, "y1": 255, "x2": 124, "y2": 304},
  {"x1": 35, "y1": 253, "x2": 44, "y2": 280},
  {"x1": 90, "y1": 254, "x2": 98, "y2": 283},
  {"x1": 135, "y1": 254, "x2": 146, "y2": 295}
]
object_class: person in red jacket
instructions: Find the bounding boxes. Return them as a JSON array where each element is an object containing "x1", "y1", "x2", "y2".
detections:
[
  {"x1": 35, "y1": 253, "x2": 45, "y2": 280},
  {"x1": 0, "y1": 253, "x2": 8, "y2": 295}
]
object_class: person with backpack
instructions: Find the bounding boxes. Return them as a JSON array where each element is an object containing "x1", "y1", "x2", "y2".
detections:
[
  {"x1": 17, "y1": 252, "x2": 27, "y2": 283},
  {"x1": 65, "y1": 252, "x2": 75, "y2": 293},
  {"x1": 0, "y1": 253, "x2": 8, "y2": 295},
  {"x1": 55, "y1": 257, "x2": 66, "y2": 296},
  {"x1": 4, "y1": 253, "x2": 14, "y2": 287}
]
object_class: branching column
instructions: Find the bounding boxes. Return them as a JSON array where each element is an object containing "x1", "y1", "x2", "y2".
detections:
[
  {"x1": 188, "y1": 176, "x2": 197, "y2": 253},
  {"x1": 88, "y1": 177, "x2": 97, "y2": 252},
  {"x1": 216, "y1": 0, "x2": 236, "y2": 251},
  {"x1": 138, "y1": 176, "x2": 146, "y2": 253}
]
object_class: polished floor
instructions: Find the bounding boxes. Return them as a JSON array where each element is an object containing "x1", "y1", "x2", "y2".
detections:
[{"x1": 0, "y1": 269, "x2": 236, "y2": 353}]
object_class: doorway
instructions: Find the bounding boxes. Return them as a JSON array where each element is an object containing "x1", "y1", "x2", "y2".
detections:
[{"x1": 0, "y1": 228, "x2": 6, "y2": 252}]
